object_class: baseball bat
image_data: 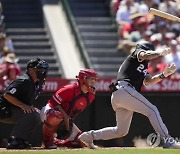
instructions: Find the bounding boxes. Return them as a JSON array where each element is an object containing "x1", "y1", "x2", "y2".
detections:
[{"x1": 149, "y1": 8, "x2": 180, "y2": 22}]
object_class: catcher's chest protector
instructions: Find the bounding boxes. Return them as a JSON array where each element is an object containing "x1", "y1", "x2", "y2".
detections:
[{"x1": 67, "y1": 87, "x2": 90, "y2": 119}]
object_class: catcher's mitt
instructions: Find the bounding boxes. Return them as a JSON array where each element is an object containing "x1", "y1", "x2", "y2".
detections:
[{"x1": 57, "y1": 119, "x2": 73, "y2": 140}]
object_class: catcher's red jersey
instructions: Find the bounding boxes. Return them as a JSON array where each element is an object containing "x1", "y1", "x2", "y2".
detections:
[{"x1": 48, "y1": 82, "x2": 95, "y2": 118}]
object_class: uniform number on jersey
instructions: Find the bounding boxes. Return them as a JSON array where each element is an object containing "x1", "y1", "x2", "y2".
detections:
[
  {"x1": 10, "y1": 88, "x2": 16, "y2": 94},
  {"x1": 137, "y1": 64, "x2": 147, "y2": 75}
]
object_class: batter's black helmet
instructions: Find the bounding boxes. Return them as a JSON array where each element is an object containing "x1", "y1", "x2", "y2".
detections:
[{"x1": 137, "y1": 41, "x2": 155, "y2": 51}]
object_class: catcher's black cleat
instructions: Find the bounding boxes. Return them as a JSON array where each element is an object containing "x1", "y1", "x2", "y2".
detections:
[{"x1": 6, "y1": 136, "x2": 32, "y2": 149}]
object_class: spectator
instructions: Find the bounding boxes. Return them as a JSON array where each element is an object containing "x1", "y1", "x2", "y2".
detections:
[
  {"x1": 142, "y1": 30, "x2": 153, "y2": 42},
  {"x1": 157, "y1": 21, "x2": 171, "y2": 45},
  {"x1": 144, "y1": 0, "x2": 160, "y2": 9},
  {"x1": 110, "y1": 0, "x2": 122, "y2": 25},
  {"x1": 118, "y1": 13, "x2": 147, "y2": 54},
  {"x1": 116, "y1": 0, "x2": 135, "y2": 24},
  {"x1": 3, "y1": 64, "x2": 21, "y2": 81},
  {"x1": 148, "y1": 56, "x2": 166, "y2": 75},
  {"x1": 119, "y1": 12, "x2": 145, "y2": 40},
  {"x1": 136, "y1": 0, "x2": 149, "y2": 13},
  {"x1": 110, "y1": 0, "x2": 121, "y2": 15},
  {"x1": 129, "y1": 16, "x2": 148, "y2": 42},
  {"x1": 158, "y1": 0, "x2": 178, "y2": 16},
  {"x1": 0, "y1": 53, "x2": 21, "y2": 78},
  {"x1": 0, "y1": 33, "x2": 6, "y2": 53},
  {"x1": 0, "y1": 33, "x2": 14, "y2": 56},
  {"x1": 150, "y1": 33, "x2": 163, "y2": 49},
  {"x1": 164, "y1": 40, "x2": 180, "y2": 73},
  {"x1": 0, "y1": 46, "x2": 14, "y2": 60},
  {"x1": 116, "y1": 0, "x2": 138, "y2": 34}
]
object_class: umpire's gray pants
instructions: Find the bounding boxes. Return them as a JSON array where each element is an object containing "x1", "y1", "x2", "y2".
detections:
[
  {"x1": 0, "y1": 106, "x2": 41, "y2": 141},
  {"x1": 92, "y1": 81, "x2": 169, "y2": 140}
]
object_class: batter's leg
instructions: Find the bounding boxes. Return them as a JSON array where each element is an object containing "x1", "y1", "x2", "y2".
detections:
[
  {"x1": 92, "y1": 108, "x2": 133, "y2": 140},
  {"x1": 78, "y1": 108, "x2": 133, "y2": 147},
  {"x1": 119, "y1": 86, "x2": 169, "y2": 138}
]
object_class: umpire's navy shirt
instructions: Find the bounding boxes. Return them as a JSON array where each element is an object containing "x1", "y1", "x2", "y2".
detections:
[{"x1": 1, "y1": 73, "x2": 42, "y2": 106}]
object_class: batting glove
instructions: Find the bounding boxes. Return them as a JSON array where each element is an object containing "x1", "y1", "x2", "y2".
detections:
[
  {"x1": 163, "y1": 63, "x2": 176, "y2": 77},
  {"x1": 159, "y1": 47, "x2": 171, "y2": 56}
]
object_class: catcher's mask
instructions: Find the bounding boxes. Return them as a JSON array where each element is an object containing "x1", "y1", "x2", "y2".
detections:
[
  {"x1": 137, "y1": 41, "x2": 155, "y2": 51},
  {"x1": 27, "y1": 58, "x2": 49, "y2": 80},
  {"x1": 76, "y1": 69, "x2": 98, "y2": 93}
]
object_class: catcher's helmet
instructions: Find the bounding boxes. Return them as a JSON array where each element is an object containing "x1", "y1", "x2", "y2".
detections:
[
  {"x1": 137, "y1": 41, "x2": 155, "y2": 51},
  {"x1": 76, "y1": 69, "x2": 98, "y2": 93},
  {"x1": 77, "y1": 69, "x2": 98, "y2": 79}
]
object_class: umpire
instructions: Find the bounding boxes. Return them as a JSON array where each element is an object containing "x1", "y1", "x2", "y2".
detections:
[{"x1": 0, "y1": 58, "x2": 49, "y2": 149}]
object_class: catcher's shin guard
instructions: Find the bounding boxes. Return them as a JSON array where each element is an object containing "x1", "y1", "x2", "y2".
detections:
[{"x1": 42, "y1": 109, "x2": 63, "y2": 148}]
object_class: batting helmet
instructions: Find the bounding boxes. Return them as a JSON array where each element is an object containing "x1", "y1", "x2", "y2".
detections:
[
  {"x1": 137, "y1": 41, "x2": 155, "y2": 51},
  {"x1": 76, "y1": 69, "x2": 98, "y2": 93}
]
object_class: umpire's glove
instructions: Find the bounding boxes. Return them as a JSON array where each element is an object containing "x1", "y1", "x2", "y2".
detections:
[{"x1": 163, "y1": 63, "x2": 176, "y2": 77}]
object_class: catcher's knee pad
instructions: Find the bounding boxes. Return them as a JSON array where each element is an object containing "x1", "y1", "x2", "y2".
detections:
[
  {"x1": 45, "y1": 109, "x2": 63, "y2": 128},
  {"x1": 43, "y1": 109, "x2": 63, "y2": 147}
]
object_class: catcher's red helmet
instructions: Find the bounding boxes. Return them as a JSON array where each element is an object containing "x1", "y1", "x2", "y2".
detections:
[
  {"x1": 77, "y1": 69, "x2": 98, "y2": 79},
  {"x1": 76, "y1": 69, "x2": 98, "y2": 93}
]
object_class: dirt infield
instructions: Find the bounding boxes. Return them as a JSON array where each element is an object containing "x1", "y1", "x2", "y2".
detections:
[
  {"x1": 0, "y1": 146, "x2": 163, "y2": 151},
  {"x1": 1, "y1": 147, "x2": 180, "y2": 154}
]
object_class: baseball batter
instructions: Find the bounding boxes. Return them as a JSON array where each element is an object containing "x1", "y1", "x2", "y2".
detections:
[{"x1": 78, "y1": 41, "x2": 179, "y2": 149}]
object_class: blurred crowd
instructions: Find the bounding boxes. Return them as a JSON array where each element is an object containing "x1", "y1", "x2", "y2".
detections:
[
  {"x1": 110, "y1": 0, "x2": 180, "y2": 78},
  {"x1": 0, "y1": 2, "x2": 21, "y2": 82}
]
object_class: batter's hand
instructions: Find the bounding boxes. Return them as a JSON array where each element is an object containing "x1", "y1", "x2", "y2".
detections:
[
  {"x1": 163, "y1": 63, "x2": 176, "y2": 77},
  {"x1": 160, "y1": 47, "x2": 171, "y2": 56}
]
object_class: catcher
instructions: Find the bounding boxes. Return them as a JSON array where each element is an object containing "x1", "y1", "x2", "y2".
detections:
[{"x1": 40, "y1": 69, "x2": 98, "y2": 149}]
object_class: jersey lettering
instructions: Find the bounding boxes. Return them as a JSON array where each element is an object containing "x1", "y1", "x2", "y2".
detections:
[{"x1": 137, "y1": 64, "x2": 147, "y2": 76}]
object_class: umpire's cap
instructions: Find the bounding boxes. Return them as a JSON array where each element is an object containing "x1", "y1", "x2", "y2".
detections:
[
  {"x1": 137, "y1": 40, "x2": 155, "y2": 51},
  {"x1": 26, "y1": 58, "x2": 49, "y2": 70}
]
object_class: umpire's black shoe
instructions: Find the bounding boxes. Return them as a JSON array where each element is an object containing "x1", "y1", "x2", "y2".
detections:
[{"x1": 6, "y1": 136, "x2": 32, "y2": 149}]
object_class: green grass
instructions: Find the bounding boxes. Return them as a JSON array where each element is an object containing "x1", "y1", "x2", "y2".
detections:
[{"x1": 1, "y1": 148, "x2": 180, "y2": 154}]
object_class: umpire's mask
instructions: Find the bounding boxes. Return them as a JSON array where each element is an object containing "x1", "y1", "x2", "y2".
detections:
[
  {"x1": 27, "y1": 58, "x2": 49, "y2": 80},
  {"x1": 35, "y1": 60, "x2": 49, "y2": 80}
]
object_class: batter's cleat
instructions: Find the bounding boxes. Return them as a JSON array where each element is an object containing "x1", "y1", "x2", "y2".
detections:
[
  {"x1": 78, "y1": 131, "x2": 98, "y2": 149},
  {"x1": 163, "y1": 142, "x2": 180, "y2": 149}
]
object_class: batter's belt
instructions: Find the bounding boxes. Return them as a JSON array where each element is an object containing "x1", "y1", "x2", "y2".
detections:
[
  {"x1": 109, "y1": 81, "x2": 135, "y2": 92},
  {"x1": 117, "y1": 81, "x2": 135, "y2": 89}
]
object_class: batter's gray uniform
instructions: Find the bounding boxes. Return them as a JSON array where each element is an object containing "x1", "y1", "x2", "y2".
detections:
[{"x1": 80, "y1": 43, "x2": 169, "y2": 142}]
